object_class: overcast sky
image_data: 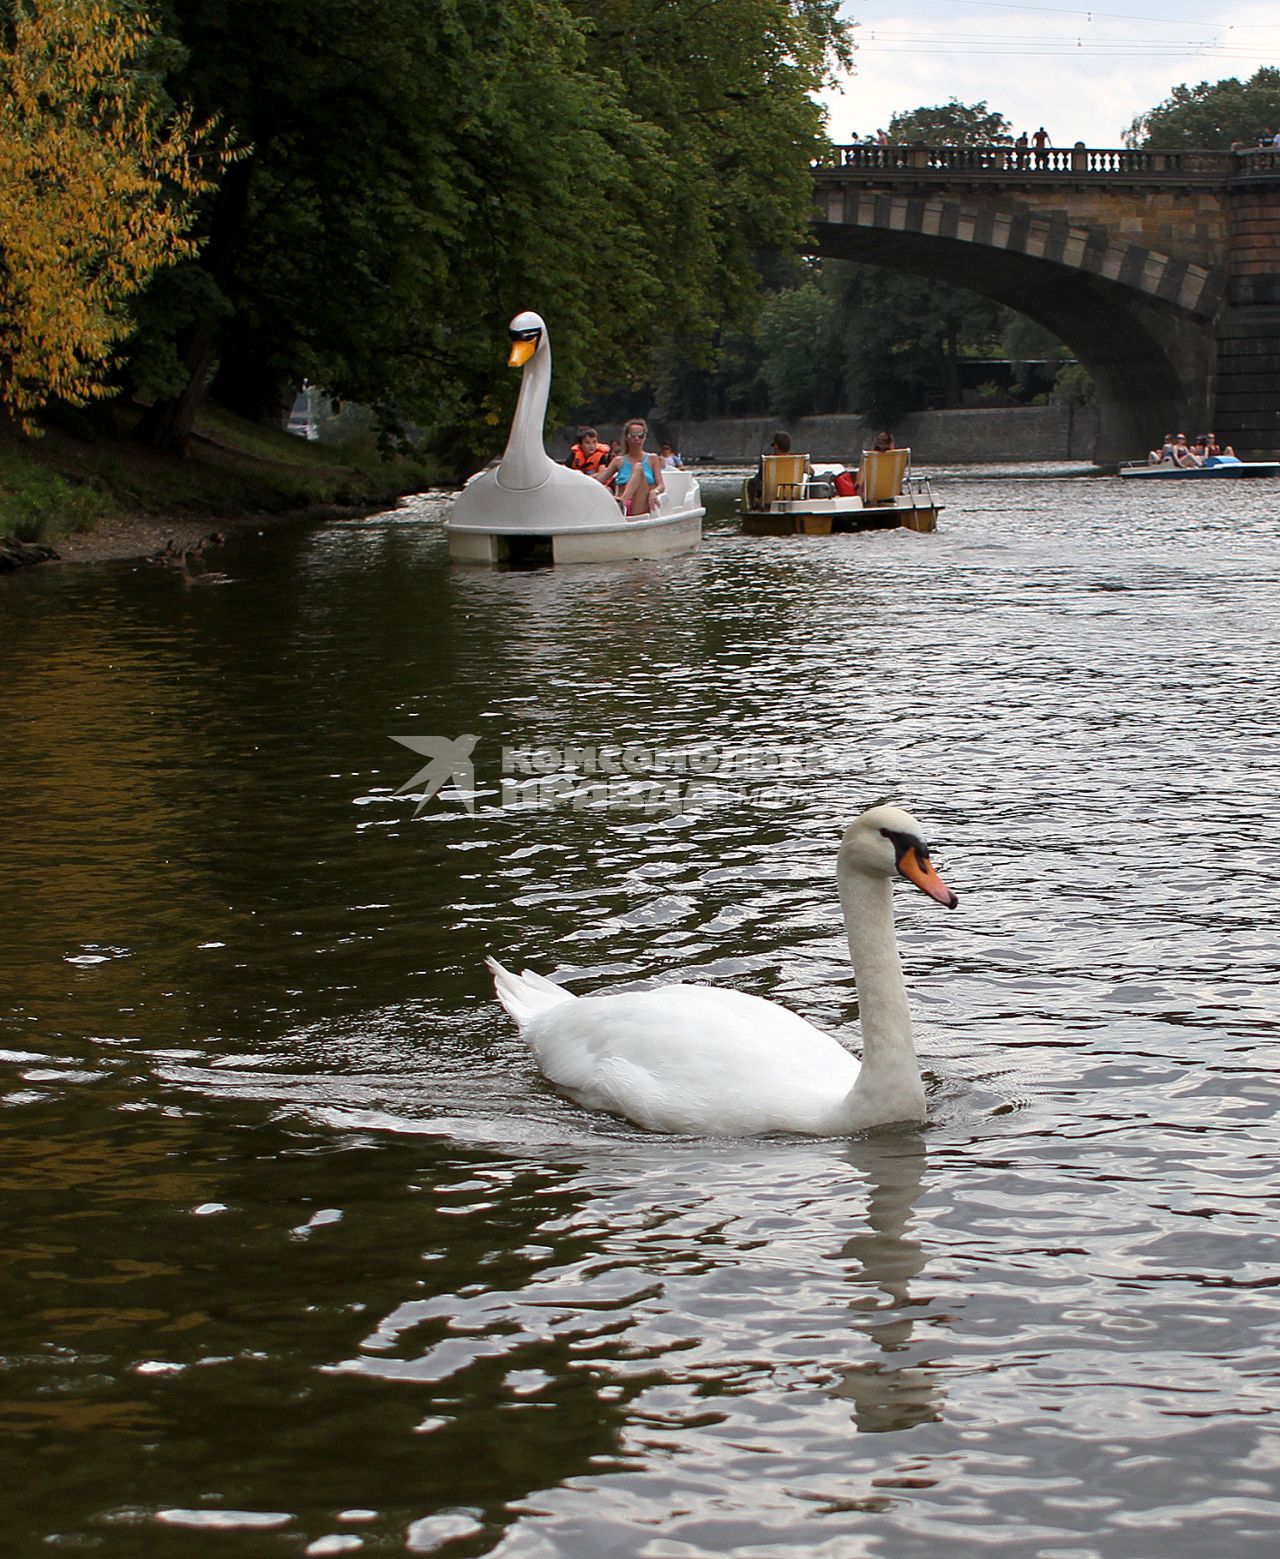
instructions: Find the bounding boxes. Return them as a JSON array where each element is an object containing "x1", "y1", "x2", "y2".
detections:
[{"x1": 822, "y1": 0, "x2": 1279, "y2": 148}]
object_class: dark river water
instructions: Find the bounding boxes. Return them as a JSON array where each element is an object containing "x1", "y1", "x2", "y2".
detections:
[{"x1": 2, "y1": 468, "x2": 1278, "y2": 1557}]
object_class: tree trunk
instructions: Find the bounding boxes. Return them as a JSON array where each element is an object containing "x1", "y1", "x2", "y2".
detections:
[
  {"x1": 134, "y1": 158, "x2": 256, "y2": 452},
  {"x1": 944, "y1": 321, "x2": 961, "y2": 407},
  {"x1": 133, "y1": 316, "x2": 218, "y2": 453}
]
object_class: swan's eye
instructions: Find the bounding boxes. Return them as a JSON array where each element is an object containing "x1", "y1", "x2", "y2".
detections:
[
  {"x1": 510, "y1": 328, "x2": 541, "y2": 343},
  {"x1": 880, "y1": 827, "x2": 929, "y2": 862}
]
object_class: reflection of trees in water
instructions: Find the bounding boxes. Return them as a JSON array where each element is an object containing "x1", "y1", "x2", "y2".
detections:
[
  {"x1": 327, "y1": 1155, "x2": 637, "y2": 1538},
  {"x1": 832, "y1": 1133, "x2": 942, "y2": 1433}
]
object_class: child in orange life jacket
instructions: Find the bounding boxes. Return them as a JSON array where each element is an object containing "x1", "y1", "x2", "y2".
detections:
[{"x1": 566, "y1": 427, "x2": 609, "y2": 476}]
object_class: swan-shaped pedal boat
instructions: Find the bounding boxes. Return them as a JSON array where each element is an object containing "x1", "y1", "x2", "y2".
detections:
[
  {"x1": 488, "y1": 805, "x2": 958, "y2": 1136},
  {"x1": 445, "y1": 310, "x2": 704, "y2": 566}
]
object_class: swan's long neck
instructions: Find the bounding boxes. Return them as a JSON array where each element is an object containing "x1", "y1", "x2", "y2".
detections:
[
  {"x1": 837, "y1": 867, "x2": 924, "y2": 1122},
  {"x1": 498, "y1": 342, "x2": 555, "y2": 491}
]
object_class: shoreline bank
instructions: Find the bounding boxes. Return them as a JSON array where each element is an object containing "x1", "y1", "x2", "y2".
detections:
[
  {"x1": 1, "y1": 405, "x2": 436, "y2": 573},
  {"x1": 46, "y1": 499, "x2": 399, "y2": 567}
]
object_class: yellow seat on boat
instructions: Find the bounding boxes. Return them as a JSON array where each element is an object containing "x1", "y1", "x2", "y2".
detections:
[
  {"x1": 761, "y1": 453, "x2": 811, "y2": 504},
  {"x1": 858, "y1": 448, "x2": 910, "y2": 503}
]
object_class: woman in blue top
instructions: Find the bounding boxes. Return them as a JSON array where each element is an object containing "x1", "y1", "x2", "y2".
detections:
[{"x1": 601, "y1": 418, "x2": 665, "y2": 517}]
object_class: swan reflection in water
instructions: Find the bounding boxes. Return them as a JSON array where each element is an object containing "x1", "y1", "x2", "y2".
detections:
[{"x1": 832, "y1": 1133, "x2": 942, "y2": 1434}]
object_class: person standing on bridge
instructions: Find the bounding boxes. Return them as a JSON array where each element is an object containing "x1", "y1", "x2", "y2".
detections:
[{"x1": 1032, "y1": 127, "x2": 1052, "y2": 166}]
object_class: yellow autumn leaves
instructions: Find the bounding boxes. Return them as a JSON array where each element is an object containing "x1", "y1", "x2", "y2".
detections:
[{"x1": 0, "y1": 0, "x2": 221, "y2": 429}]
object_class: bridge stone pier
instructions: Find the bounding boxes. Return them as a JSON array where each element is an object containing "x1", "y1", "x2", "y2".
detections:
[{"x1": 812, "y1": 145, "x2": 1280, "y2": 461}]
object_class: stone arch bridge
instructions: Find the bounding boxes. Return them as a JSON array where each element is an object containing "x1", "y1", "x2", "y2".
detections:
[{"x1": 811, "y1": 144, "x2": 1280, "y2": 461}]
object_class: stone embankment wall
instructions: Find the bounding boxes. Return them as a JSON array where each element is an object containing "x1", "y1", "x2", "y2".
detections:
[{"x1": 551, "y1": 406, "x2": 1100, "y2": 464}]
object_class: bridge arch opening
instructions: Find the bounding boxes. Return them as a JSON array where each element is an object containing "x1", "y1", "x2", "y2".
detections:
[{"x1": 810, "y1": 192, "x2": 1221, "y2": 461}]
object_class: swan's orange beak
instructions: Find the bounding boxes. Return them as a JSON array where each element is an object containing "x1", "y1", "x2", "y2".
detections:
[
  {"x1": 508, "y1": 338, "x2": 537, "y2": 367},
  {"x1": 897, "y1": 845, "x2": 958, "y2": 907}
]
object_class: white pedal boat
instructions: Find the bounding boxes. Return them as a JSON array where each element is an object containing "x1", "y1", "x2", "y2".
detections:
[
  {"x1": 1119, "y1": 457, "x2": 1280, "y2": 479},
  {"x1": 445, "y1": 311, "x2": 703, "y2": 565}
]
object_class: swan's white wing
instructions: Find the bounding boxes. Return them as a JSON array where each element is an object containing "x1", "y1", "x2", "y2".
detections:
[{"x1": 525, "y1": 983, "x2": 860, "y2": 1136}]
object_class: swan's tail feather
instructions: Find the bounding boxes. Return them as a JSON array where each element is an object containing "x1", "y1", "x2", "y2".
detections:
[{"x1": 487, "y1": 956, "x2": 575, "y2": 1031}]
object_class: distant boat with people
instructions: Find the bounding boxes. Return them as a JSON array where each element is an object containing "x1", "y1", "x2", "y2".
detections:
[
  {"x1": 1121, "y1": 430, "x2": 1278, "y2": 479},
  {"x1": 740, "y1": 441, "x2": 942, "y2": 535},
  {"x1": 1119, "y1": 459, "x2": 1279, "y2": 480}
]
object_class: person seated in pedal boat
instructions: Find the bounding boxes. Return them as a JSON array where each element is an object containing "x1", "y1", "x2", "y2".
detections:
[
  {"x1": 747, "y1": 430, "x2": 812, "y2": 508},
  {"x1": 566, "y1": 426, "x2": 610, "y2": 475},
  {"x1": 599, "y1": 418, "x2": 665, "y2": 517},
  {"x1": 853, "y1": 429, "x2": 895, "y2": 494}
]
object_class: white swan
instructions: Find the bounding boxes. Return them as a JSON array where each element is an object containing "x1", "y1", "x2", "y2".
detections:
[
  {"x1": 488, "y1": 805, "x2": 958, "y2": 1136},
  {"x1": 446, "y1": 310, "x2": 625, "y2": 533}
]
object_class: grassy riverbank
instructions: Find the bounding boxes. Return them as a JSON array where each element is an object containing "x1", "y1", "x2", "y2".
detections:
[{"x1": 0, "y1": 404, "x2": 440, "y2": 562}]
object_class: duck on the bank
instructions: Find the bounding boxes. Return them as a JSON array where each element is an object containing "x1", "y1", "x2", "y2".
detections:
[{"x1": 488, "y1": 805, "x2": 958, "y2": 1137}]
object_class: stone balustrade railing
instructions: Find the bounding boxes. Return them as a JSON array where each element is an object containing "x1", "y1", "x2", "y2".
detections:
[{"x1": 815, "y1": 144, "x2": 1280, "y2": 182}]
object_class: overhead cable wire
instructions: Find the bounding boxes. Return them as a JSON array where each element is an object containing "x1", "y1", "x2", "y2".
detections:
[
  {"x1": 863, "y1": 27, "x2": 1232, "y2": 44},
  {"x1": 857, "y1": 43, "x2": 1262, "y2": 55},
  {"x1": 856, "y1": 0, "x2": 1280, "y2": 28},
  {"x1": 860, "y1": 35, "x2": 1255, "y2": 49}
]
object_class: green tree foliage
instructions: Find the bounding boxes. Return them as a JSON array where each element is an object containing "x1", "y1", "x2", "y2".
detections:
[
  {"x1": 1125, "y1": 68, "x2": 1280, "y2": 149},
  {"x1": 1051, "y1": 362, "x2": 1097, "y2": 407},
  {"x1": 651, "y1": 328, "x2": 768, "y2": 421},
  {"x1": 1002, "y1": 316, "x2": 1070, "y2": 363},
  {"x1": 1003, "y1": 314, "x2": 1075, "y2": 400},
  {"x1": 581, "y1": 0, "x2": 853, "y2": 346},
  {"x1": 130, "y1": 0, "x2": 853, "y2": 460},
  {"x1": 827, "y1": 261, "x2": 1006, "y2": 424},
  {"x1": 887, "y1": 100, "x2": 1012, "y2": 145},
  {"x1": 757, "y1": 280, "x2": 843, "y2": 419},
  {"x1": 647, "y1": 249, "x2": 805, "y2": 420},
  {"x1": 133, "y1": 0, "x2": 646, "y2": 453},
  {"x1": 819, "y1": 99, "x2": 1013, "y2": 425}
]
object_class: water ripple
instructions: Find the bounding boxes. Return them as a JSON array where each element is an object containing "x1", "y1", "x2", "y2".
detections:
[{"x1": 1, "y1": 473, "x2": 1278, "y2": 1555}]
